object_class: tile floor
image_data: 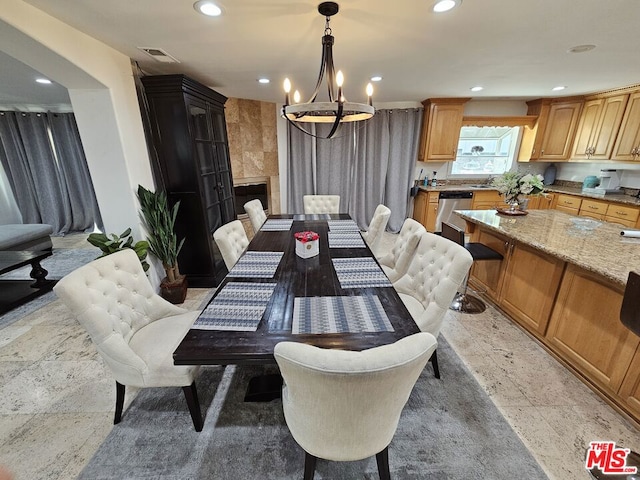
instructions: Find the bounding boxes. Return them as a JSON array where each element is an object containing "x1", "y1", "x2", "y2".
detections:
[{"x1": 0, "y1": 232, "x2": 638, "y2": 479}]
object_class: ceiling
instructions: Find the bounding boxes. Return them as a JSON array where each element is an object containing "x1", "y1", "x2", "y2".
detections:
[{"x1": 4, "y1": 0, "x2": 640, "y2": 107}]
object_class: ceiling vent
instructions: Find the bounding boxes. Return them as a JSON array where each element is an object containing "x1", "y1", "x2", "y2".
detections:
[{"x1": 137, "y1": 47, "x2": 180, "y2": 63}]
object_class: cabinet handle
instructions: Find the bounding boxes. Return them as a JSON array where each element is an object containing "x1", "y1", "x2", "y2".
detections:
[
  {"x1": 589, "y1": 205, "x2": 598, "y2": 209},
  {"x1": 616, "y1": 211, "x2": 628, "y2": 216},
  {"x1": 540, "y1": 149, "x2": 544, "y2": 155}
]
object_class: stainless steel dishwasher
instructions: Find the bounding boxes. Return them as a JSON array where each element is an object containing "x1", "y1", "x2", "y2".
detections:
[{"x1": 435, "y1": 191, "x2": 473, "y2": 232}]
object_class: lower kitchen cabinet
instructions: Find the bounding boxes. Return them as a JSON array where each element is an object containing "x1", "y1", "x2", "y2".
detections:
[
  {"x1": 468, "y1": 228, "x2": 510, "y2": 300},
  {"x1": 500, "y1": 243, "x2": 565, "y2": 338},
  {"x1": 545, "y1": 265, "x2": 639, "y2": 395},
  {"x1": 619, "y1": 346, "x2": 640, "y2": 420},
  {"x1": 412, "y1": 191, "x2": 439, "y2": 232}
]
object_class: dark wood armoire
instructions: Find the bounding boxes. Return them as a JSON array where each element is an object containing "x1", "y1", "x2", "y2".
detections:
[{"x1": 141, "y1": 74, "x2": 235, "y2": 287}]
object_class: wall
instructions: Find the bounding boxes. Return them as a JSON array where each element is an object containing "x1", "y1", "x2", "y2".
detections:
[
  {"x1": 225, "y1": 98, "x2": 280, "y2": 231},
  {"x1": 0, "y1": 0, "x2": 154, "y2": 239}
]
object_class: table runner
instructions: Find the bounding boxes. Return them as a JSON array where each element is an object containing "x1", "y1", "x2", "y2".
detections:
[
  {"x1": 193, "y1": 282, "x2": 277, "y2": 331},
  {"x1": 328, "y1": 231, "x2": 366, "y2": 248},
  {"x1": 332, "y1": 257, "x2": 393, "y2": 288},
  {"x1": 327, "y1": 219, "x2": 359, "y2": 231},
  {"x1": 227, "y1": 251, "x2": 284, "y2": 278},
  {"x1": 260, "y1": 219, "x2": 294, "y2": 231},
  {"x1": 292, "y1": 295, "x2": 394, "y2": 334}
]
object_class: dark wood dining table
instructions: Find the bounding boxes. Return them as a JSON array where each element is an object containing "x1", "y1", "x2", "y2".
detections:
[{"x1": 173, "y1": 214, "x2": 420, "y2": 367}]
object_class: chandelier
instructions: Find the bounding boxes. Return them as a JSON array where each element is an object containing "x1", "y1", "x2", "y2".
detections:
[{"x1": 281, "y1": 2, "x2": 375, "y2": 139}]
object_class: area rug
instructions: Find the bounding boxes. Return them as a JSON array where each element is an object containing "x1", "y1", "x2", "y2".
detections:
[
  {"x1": 0, "y1": 248, "x2": 98, "y2": 329},
  {"x1": 79, "y1": 338, "x2": 548, "y2": 480}
]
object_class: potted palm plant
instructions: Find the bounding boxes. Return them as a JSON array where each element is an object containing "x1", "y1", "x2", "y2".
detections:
[{"x1": 137, "y1": 185, "x2": 187, "y2": 304}]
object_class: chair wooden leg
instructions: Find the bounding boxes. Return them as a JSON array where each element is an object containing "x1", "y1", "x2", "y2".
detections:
[
  {"x1": 430, "y1": 349, "x2": 441, "y2": 379},
  {"x1": 376, "y1": 447, "x2": 391, "y2": 480},
  {"x1": 114, "y1": 382, "x2": 125, "y2": 424},
  {"x1": 303, "y1": 452, "x2": 317, "y2": 480},
  {"x1": 182, "y1": 382, "x2": 203, "y2": 432}
]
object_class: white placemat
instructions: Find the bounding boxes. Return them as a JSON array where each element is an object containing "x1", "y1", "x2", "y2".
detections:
[
  {"x1": 328, "y1": 231, "x2": 366, "y2": 248},
  {"x1": 331, "y1": 257, "x2": 392, "y2": 288},
  {"x1": 292, "y1": 295, "x2": 394, "y2": 334},
  {"x1": 193, "y1": 282, "x2": 277, "y2": 331},
  {"x1": 227, "y1": 251, "x2": 284, "y2": 278},
  {"x1": 260, "y1": 219, "x2": 294, "y2": 231}
]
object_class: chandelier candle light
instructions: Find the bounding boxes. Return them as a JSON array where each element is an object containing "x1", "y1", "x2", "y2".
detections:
[{"x1": 281, "y1": 2, "x2": 375, "y2": 139}]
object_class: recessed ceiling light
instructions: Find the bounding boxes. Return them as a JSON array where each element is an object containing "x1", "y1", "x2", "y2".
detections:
[
  {"x1": 258, "y1": 78, "x2": 270, "y2": 84},
  {"x1": 193, "y1": 1, "x2": 222, "y2": 16},
  {"x1": 552, "y1": 86, "x2": 567, "y2": 91},
  {"x1": 470, "y1": 86, "x2": 483, "y2": 92},
  {"x1": 35, "y1": 78, "x2": 52, "y2": 84},
  {"x1": 567, "y1": 44, "x2": 596, "y2": 54},
  {"x1": 370, "y1": 76, "x2": 383, "y2": 82},
  {"x1": 432, "y1": 0, "x2": 461, "y2": 13}
]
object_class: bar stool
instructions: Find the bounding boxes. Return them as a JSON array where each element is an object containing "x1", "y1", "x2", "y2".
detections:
[
  {"x1": 441, "y1": 222, "x2": 503, "y2": 314},
  {"x1": 621, "y1": 271, "x2": 640, "y2": 336}
]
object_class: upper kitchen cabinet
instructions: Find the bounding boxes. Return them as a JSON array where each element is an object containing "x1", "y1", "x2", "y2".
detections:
[
  {"x1": 518, "y1": 98, "x2": 583, "y2": 162},
  {"x1": 571, "y1": 94, "x2": 629, "y2": 160},
  {"x1": 612, "y1": 91, "x2": 640, "y2": 161},
  {"x1": 141, "y1": 74, "x2": 235, "y2": 287},
  {"x1": 418, "y1": 98, "x2": 470, "y2": 162}
]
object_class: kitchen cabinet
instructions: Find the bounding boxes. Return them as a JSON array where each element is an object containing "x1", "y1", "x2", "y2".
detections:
[
  {"x1": 553, "y1": 193, "x2": 582, "y2": 215},
  {"x1": 518, "y1": 98, "x2": 583, "y2": 162},
  {"x1": 537, "y1": 193, "x2": 555, "y2": 210},
  {"x1": 546, "y1": 265, "x2": 638, "y2": 395},
  {"x1": 618, "y1": 345, "x2": 640, "y2": 421},
  {"x1": 472, "y1": 190, "x2": 504, "y2": 210},
  {"x1": 500, "y1": 242, "x2": 565, "y2": 338},
  {"x1": 612, "y1": 92, "x2": 640, "y2": 161},
  {"x1": 417, "y1": 98, "x2": 470, "y2": 162},
  {"x1": 579, "y1": 198, "x2": 608, "y2": 220},
  {"x1": 412, "y1": 191, "x2": 439, "y2": 232},
  {"x1": 142, "y1": 74, "x2": 235, "y2": 287},
  {"x1": 571, "y1": 94, "x2": 629, "y2": 160},
  {"x1": 468, "y1": 229, "x2": 510, "y2": 300},
  {"x1": 605, "y1": 203, "x2": 640, "y2": 227}
]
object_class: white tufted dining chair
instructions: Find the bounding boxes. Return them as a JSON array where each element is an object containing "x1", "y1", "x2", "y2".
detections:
[
  {"x1": 393, "y1": 231, "x2": 473, "y2": 378},
  {"x1": 377, "y1": 218, "x2": 426, "y2": 282},
  {"x1": 213, "y1": 219, "x2": 250, "y2": 270},
  {"x1": 303, "y1": 195, "x2": 340, "y2": 214},
  {"x1": 362, "y1": 204, "x2": 391, "y2": 257},
  {"x1": 243, "y1": 199, "x2": 267, "y2": 234},
  {"x1": 52, "y1": 249, "x2": 203, "y2": 431},
  {"x1": 274, "y1": 332, "x2": 437, "y2": 480}
]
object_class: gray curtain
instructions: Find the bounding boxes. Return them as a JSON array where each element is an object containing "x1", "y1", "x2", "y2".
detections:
[
  {"x1": 382, "y1": 109, "x2": 423, "y2": 232},
  {"x1": 286, "y1": 108, "x2": 422, "y2": 232},
  {"x1": 0, "y1": 111, "x2": 103, "y2": 234}
]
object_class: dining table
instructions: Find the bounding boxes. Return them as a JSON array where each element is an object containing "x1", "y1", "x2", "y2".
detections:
[{"x1": 173, "y1": 214, "x2": 420, "y2": 373}]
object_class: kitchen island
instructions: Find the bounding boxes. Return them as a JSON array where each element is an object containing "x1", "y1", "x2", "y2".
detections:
[{"x1": 456, "y1": 209, "x2": 640, "y2": 425}]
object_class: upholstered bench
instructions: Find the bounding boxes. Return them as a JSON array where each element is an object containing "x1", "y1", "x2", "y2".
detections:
[{"x1": 0, "y1": 224, "x2": 54, "y2": 251}]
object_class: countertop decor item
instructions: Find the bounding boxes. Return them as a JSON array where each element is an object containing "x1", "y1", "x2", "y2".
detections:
[
  {"x1": 294, "y1": 231, "x2": 320, "y2": 258},
  {"x1": 543, "y1": 163, "x2": 557, "y2": 185},
  {"x1": 491, "y1": 171, "x2": 545, "y2": 205},
  {"x1": 280, "y1": 2, "x2": 375, "y2": 139}
]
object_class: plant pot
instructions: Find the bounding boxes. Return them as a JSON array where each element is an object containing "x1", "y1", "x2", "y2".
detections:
[{"x1": 160, "y1": 275, "x2": 188, "y2": 304}]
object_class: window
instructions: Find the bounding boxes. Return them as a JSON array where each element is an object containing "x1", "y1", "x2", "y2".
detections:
[{"x1": 448, "y1": 126, "x2": 521, "y2": 177}]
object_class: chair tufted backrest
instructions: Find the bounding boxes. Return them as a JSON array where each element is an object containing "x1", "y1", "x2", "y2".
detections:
[
  {"x1": 362, "y1": 204, "x2": 391, "y2": 255},
  {"x1": 378, "y1": 218, "x2": 425, "y2": 276},
  {"x1": 244, "y1": 199, "x2": 267, "y2": 234},
  {"x1": 274, "y1": 332, "x2": 437, "y2": 462},
  {"x1": 303, "y1": 195, "x2": 340, "y2": 214},
  {"x1": 393, "y1": 232, "x2": 473, "y2": 337},
  {"x1": 213, "y1": 219, "x2": 250, "y2": 270},
  {"x1": 53, "y1": 249, "x2": 188, "y2": 384}
]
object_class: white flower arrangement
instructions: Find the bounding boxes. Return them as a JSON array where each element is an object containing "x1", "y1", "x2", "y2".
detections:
[{"x1": 491, "y1": 171, "x2": 545, "y2": 203}]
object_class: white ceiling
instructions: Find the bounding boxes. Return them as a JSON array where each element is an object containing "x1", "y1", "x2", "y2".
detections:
[{"x1": 4, "y1": 0, "x2": 640, "y2": 107}]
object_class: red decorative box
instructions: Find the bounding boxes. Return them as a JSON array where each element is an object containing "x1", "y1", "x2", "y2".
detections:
[{"x1": 294, "y1": 231, "x2": 319, "y2": 258}]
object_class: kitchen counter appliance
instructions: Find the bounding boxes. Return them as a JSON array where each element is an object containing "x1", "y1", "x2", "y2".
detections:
[{"x1": 436, "y1": 191, "x2": 473, "y2": 232}]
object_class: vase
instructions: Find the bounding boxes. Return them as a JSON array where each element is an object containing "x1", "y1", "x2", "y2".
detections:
[{"x1": 504, "y1": 194, "x2": 521, "y2": 211}]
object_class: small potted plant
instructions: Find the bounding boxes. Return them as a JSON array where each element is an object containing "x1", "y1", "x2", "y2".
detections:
[
  {"x1": 137, "y1": 185, "x2": 187, "y2": 304},
  {"x1": 87, "y1": 228, "x2": 150, "y2": 271}
]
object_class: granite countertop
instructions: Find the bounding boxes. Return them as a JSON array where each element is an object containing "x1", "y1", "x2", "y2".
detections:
[
  {"x1": 455, "y1": 209, "x2": 640, "y2": 286},
  {"x1": 417, "y1": 184, "x2": 640, "y2": 207}
]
